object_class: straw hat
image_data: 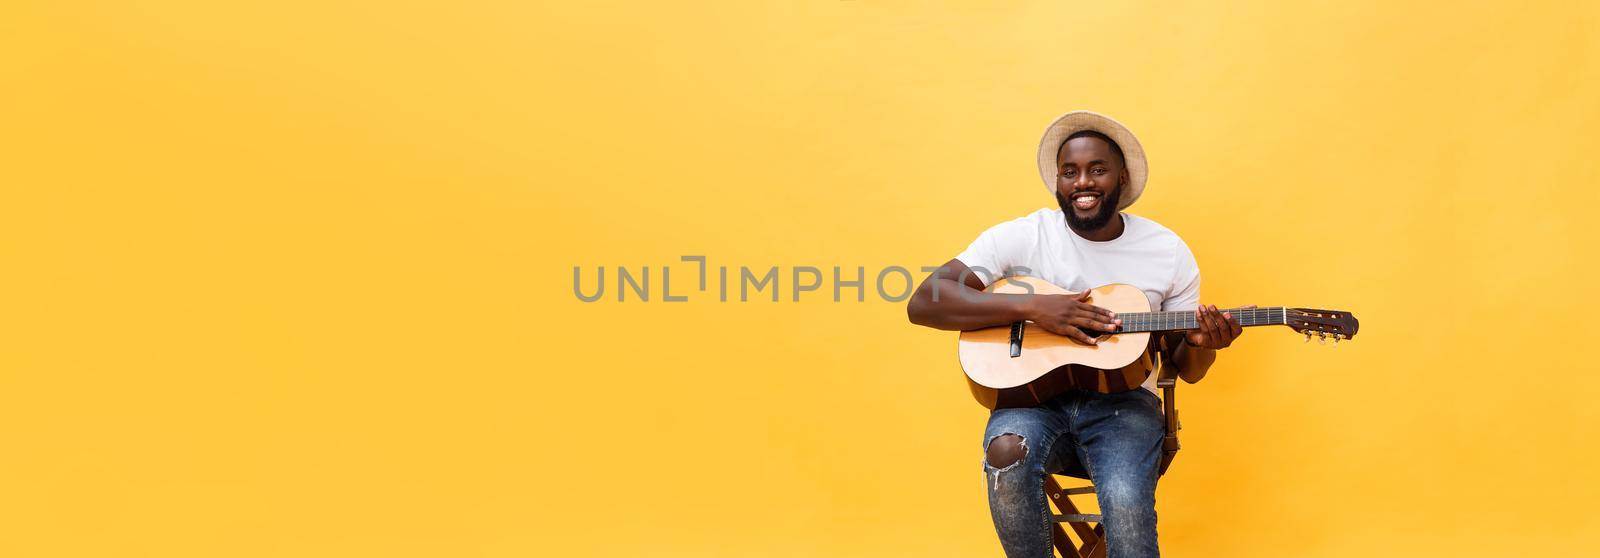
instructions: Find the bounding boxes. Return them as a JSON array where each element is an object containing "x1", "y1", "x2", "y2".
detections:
[{"x1": 1036, "y1": 110, "x2": 1147, "y2": 210}]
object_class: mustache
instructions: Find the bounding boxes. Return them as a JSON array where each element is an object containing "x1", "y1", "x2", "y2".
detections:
[
  {"x1": 1057, "y1": 183, "x2": 1123, "y2": 232},
  {"x1": 1056, "y1": 185, "x2": 1122, "y2": 205}
]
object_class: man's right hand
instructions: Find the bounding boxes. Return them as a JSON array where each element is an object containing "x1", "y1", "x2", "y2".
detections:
[{"x1": 1026, "y1": 290, "x2": 1121, "y2": 345}]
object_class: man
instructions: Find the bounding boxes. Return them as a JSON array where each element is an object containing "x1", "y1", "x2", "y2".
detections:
[{"x1": 905, "y1": 111, "x2": 1245, "y2": 558}]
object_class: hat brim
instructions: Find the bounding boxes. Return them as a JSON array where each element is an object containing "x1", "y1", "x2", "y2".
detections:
[{"x1": 1037, "y1": 111, "x2": 1147, "y2": 210}]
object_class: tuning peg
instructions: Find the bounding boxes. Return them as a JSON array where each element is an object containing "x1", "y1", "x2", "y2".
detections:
[
  {"x1": 1317, "y1": 332, "x2": 1327, "y2": 344},
  {"x1": 1332, "y1": 335, "x2": 1339, "y2": 347},
  {"x1": 1304, "y1": 331, "x2": 1311, "y2": 343}
]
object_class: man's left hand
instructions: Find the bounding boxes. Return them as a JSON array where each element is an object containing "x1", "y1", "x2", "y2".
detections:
[{"x1": 1184, "y1": 304, "x2": 1254, "y2": 350}]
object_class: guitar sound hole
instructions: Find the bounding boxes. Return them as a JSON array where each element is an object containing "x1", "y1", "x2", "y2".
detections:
[{"x1": 1076, "y1": 326, "x2": 1113, "y2": 341}]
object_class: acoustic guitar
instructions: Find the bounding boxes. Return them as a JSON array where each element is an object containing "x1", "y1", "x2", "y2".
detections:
[{"x1": 958, "y1": 276, "x2": 1358, "y2": 409}]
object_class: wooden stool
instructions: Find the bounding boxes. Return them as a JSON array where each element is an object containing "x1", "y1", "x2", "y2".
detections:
[{"x1": 1044, "y1": 360, "x2": 1183, "y2": 558}]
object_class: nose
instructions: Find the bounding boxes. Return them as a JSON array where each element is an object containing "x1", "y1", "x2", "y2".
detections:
[{"x1": 1073, "y1": 172, "x2": 1092, "y2": 190}]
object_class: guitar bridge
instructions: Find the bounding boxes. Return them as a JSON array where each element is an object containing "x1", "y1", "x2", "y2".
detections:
[{"x1": 1009, "y1": 322, "x2": 1024, "y2": 358}]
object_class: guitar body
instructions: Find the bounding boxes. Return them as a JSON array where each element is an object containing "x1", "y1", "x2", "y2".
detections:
[
  {"x1": 959, "y1": 278, "x2": 1158, "y2": 409},
  {"x1": 956, "y1": 277, "x2": 1360, "y2": 410}
]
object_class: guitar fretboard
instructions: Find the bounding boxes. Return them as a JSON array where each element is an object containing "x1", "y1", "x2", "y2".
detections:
[{"x1": 1117, "y1": 307, "x2": 1286, "y2": 333}]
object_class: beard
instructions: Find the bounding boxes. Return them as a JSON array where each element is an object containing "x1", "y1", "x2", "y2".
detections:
[{"x1": 1056, "y1": 183, "x2": 1124, "y2": 234}]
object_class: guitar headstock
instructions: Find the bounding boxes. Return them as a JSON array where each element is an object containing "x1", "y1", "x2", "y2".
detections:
[{"x1": 1287, "y1": 308, "x2": 1359, "y2": 343}]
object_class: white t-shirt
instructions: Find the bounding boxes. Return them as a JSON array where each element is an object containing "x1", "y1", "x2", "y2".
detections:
[{"x1": 954, "y1": 208, "x2": 1201, "y2": 392}]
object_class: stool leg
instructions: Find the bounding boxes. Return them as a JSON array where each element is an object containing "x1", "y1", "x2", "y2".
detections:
[
  {"x1": 1051, "y1": 523, "x2": 1077, "y2": 558},
  {"x1": 1083, "y1": 524, "x2": 1106, "y2": 558},
  {"x1": 1045, "y1": 477, "x2": 1104, "y2": 557}
]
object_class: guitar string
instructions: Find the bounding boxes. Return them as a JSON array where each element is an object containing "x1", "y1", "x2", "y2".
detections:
[
  {"x1": 1117, "y1": 308, "x2": 1286, "y2": 321},
  {"x1": 1112, "y1": 309, "x2": 1328, "y2": 329},
  {"x1": 1024, "y1": 300, "x2": 1337, "y2": 334},
  {"x1": 1116, "y1": 309, "x2": 1286, "y2": 320},
  {"x1": 1114, "y1": 308, "x2": 1343, "y2": 332}
]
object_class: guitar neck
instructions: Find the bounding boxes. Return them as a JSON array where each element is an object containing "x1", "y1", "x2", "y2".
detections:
[{"x1": 1117, "y1": 307, "x2": 1286, "y2": 333}]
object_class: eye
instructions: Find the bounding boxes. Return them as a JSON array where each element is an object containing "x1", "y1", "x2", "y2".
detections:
[{"x1": 1091, "y1": 167, "x2": 1107, "y2": 175}]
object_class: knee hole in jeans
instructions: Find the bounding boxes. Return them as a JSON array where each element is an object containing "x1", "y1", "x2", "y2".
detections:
[{"x1": 985, "y1": 433, "x2": 1027, "y2": 469}]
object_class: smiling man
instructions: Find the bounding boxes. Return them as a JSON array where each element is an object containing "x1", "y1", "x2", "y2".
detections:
[{"x1": 905, "y1": 111, "x2": 1245, "y2": 558}]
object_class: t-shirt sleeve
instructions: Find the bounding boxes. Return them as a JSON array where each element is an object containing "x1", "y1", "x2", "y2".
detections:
[
  {"x1": 953, "y1": 221, "x2": 1021, "y2": 288},
  {"x1": 1162, "y1": 239, "x2": 1201, "y2": 312}
]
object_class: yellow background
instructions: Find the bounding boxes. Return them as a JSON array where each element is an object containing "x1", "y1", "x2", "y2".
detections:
[{"x1": 4, "y1": 1, "x2": 1598, "y2": 556}]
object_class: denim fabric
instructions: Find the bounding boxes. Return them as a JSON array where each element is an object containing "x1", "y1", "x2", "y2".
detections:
[{"x1": 982, "y1": 389, "x2": 1165, "y2": 558}]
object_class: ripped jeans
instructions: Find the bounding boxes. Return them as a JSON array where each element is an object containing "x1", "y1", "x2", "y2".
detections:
[{"x1": 982, "y1": 388, "x2": 1165, "y2": 558}]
